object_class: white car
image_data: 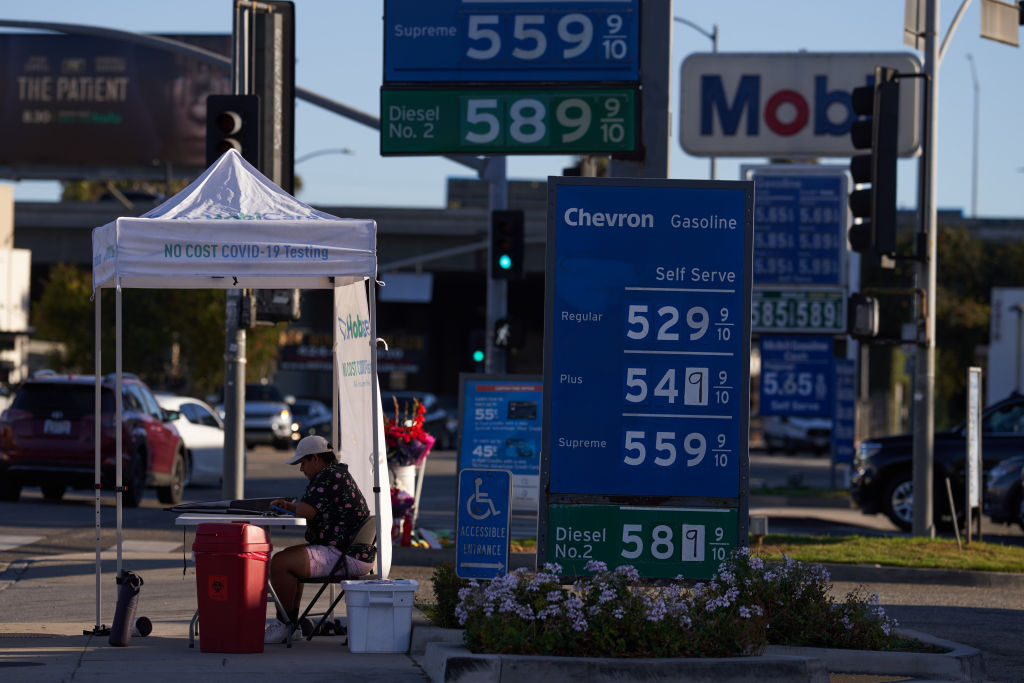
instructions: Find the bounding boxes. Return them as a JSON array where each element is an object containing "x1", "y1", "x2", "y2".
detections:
[{"x1": 156, "y1": 394, "x2": 225, "y2": 486}]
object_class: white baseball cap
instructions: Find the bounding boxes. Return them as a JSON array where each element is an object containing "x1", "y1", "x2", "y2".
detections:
[{"x1": 286, "y1": 435, "x2": 333, "y2": 465}]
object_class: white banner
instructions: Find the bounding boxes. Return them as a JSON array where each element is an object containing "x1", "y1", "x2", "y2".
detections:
[{"x1": 334, "y1": 281, "x2": 391, "y2": 577}]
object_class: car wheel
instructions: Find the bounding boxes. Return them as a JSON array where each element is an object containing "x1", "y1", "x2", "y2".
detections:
[
  {"x1": 124, "y1": 451, "x2": 147, "y2": 508},
  {"x1": 0, "y1": 477, "x2": 21, "y2": 502},
  {"x1": 157, "y1": 451, "x2": 186, "y2": 505},
  {"x1": 883, "y1": 476, "x2": 914, "y2": 532},
  {"x1": 41, "y1": 483, "x2": 66, "y2": 501}
]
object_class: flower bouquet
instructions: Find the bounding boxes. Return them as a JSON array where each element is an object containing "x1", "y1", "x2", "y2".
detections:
[{"x1": 384, "y1": 396, "x2": 436, "y2": 467}]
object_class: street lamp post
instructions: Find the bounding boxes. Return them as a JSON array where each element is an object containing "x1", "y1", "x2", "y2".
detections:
[
  {"x1": 673, "y1": 16, "x2": 718, "y2": 180},
  {"x1": 966, "y1": 54, "x2": 979, "y2": 218}
]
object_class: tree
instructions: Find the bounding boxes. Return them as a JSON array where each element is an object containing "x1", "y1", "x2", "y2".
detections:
[{"x1": 32, "y1": 264, "x2": 281, "y2": 397}]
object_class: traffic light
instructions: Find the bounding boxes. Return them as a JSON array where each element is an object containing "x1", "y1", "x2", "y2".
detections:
[
  {"x1": 848, "y1": 66, "x2": 899, "y2": 266},
  {"x1": 491, "y1": 210, "x2": 524, "y2": 280},
  {"x1": 469, "y1": 329, "x2": 486, "y2": 368},
  {"x1": 254, "y1": 289, "x2": 301, "y2": 322},
  {"x1": 847, "y1": 293, "x2": 879, "y2": 339},
  {"x1": 206, "y1": 94, "x2": 260, "y2": 167}
]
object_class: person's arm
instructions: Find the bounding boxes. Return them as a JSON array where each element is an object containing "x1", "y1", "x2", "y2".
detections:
[{"x1": 269, "y1": 498, "x2": 317, "y2": 520}]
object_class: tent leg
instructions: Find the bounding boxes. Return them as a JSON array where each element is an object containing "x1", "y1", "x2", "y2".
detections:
[{"x1": 91, "y1": 290, "x2": 105, "y2": 635}]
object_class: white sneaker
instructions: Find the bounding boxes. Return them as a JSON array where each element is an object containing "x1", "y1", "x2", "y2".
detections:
[{"x1": 264, "y1": 620, "x2": 292, "y2": 644}]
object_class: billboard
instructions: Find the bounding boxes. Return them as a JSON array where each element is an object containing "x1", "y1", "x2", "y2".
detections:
[
  {"x1": 0, "y1": 34, "x2": 230, "y2": 176},
  {"x1": 680, "y1": 52, "x2": 921, "y2": 158}
]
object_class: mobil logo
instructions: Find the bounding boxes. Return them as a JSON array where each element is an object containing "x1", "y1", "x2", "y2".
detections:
[{"x1": 680, "y1": 52, "x2": 921, "y2": 159}]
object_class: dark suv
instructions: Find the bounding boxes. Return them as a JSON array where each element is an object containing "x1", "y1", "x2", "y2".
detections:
[
  {"x1": 0, "y1": 374, "x2": 186, "y2": 507},
  {"x1": 850, "y1": 392, "x2": 1024, "y2": 531}
]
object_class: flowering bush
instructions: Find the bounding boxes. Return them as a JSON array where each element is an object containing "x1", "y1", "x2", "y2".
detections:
[
  {"x1": 384, "y1": 396, "x2": 435, "y2": 467},
  {"x1": 452, "y1": 550, "x2": 901, "y2": 658}
]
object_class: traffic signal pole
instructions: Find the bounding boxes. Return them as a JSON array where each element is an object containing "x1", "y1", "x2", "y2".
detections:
[
  {"x1": 912, "y1": 0, "x2": 940, "y2": 538},
  {"x1": 484, "y1": 157, "x2": 508, "y2": 374}
]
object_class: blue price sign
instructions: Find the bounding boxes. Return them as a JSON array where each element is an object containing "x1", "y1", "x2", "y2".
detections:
[
  {"x1": 383, "y1": 0, "x2": 639, "y2": 83},
  {"x1": 759, "y1": 335, "x2": 835, "y2": 417},
  {"x1": 833, "y1": 359, "x2": 856, "y2": 464},
  {"x1": 544, "y1": 178, "x2": 753, "y2": 499},
  {"x1": 459, "y1": 375, "x2": 543, "y2": 509},
  {"x1": 750, "y1": 171, "x2": 847, "y2": 286},
  {"x1": 456, "y1": 469, "x2": 512, "y2": 579}
]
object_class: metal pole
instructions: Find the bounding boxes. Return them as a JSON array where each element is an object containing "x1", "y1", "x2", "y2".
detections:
[
  {"x1": 483, "y1": 157, "x2": 508, "y2": 374},
  {"x1": 966, "y1": 53, "x2": 979, "y2": 218},
  {"x1": 912, "y1": 0, "x2": 939, "y2": 538},
  {"x1": 672, "y1": 15, "x2": 716, "y2": 179},
  {"x1": 1014, "y1": 304, "x2": 1024, "y2": 393}
]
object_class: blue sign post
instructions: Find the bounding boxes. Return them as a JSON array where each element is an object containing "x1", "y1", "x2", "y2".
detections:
[
  {"x1": 456, "y1": 469, "x2": 512, "y2": 579},
  {"x1": 833, "y1": 359, "x2": 857, "y2": 464},
  {"x1": 540, "y1": 177, "x2": 753, "y2": 579}
]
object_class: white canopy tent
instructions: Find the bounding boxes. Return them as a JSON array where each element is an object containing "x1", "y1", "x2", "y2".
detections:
[{"x1": 89, "y1": 149, "x2": 391, "y2": 632}]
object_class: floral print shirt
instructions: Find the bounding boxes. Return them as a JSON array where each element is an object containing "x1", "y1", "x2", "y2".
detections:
[{"x1": 301, "y1": 461, "x2": 375, "y2": 564}]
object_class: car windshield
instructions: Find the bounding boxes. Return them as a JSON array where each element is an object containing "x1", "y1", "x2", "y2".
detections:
[
  {"x1": 11, "y1": 384, "x2": 115, "y2": 418},
  {"x1": 245, "y1": 384, "x2": 283, "y2": 402}
]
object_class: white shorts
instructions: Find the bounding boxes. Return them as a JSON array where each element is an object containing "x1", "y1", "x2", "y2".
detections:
[{"x1": 305, "y1": 545, "x2": 375, "y2": 578}]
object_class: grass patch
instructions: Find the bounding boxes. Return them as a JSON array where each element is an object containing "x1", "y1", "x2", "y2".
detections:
[
  {"x1": 509, "y1": 534, "x2": 1024, "y2": 572},
  {"x1": 758, "y1": 534, "x2": 1024, "y2": 573}
]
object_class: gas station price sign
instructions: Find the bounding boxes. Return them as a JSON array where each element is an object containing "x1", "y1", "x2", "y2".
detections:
[
  {"x1": 539, "y1": 177, "x2": 753, "y2": 579},
  {"x1": 380, "y1": 87, "x2": 637, "y2": 155},
  {"x1": 384, "y1": 0, "x2": 639, "y2": 83}
]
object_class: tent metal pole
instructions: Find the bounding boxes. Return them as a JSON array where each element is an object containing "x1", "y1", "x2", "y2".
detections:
[
  {"x1": 115, "y1": 282, "x2": 123, "y2": 578},
  {"x1": 369, "y1": 278, "x2": 383, "y2": 579},
  {"x1": 93, "y1": 289, "x2": 102, "y2": 632},
  {"x1": 332, "y1": 282, "x2": 339, "y2": 457}
]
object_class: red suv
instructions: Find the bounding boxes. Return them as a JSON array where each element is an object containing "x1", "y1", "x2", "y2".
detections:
[{"x1": 0, "y1": 373, "x2": 186, "y2": 507}]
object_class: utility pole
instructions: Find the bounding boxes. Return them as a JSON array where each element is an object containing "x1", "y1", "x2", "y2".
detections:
[{"x1": 912, "y1": 0, "x2": 940, "y2": 538}]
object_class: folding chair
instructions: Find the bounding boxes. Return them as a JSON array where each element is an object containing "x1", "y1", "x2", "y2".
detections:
[{"x1": 286, "y1": 514, "x2": 377, "y2": 646}]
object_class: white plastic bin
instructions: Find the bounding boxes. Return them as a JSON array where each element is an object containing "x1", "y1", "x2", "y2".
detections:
[{"x1": 341, "y1": 579, "x2": 419, "y2": 653}]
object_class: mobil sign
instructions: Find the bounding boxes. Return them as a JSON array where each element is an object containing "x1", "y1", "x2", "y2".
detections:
[{"x1": 680, "y1": 52, "x2": 921, "y2": 158}]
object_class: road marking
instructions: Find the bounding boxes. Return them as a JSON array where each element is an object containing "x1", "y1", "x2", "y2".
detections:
[{"x1": 0, "y1": 535, "x2": 44, "y2": 552}]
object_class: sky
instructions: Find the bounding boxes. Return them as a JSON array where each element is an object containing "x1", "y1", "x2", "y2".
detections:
[{"x1": 2, "y1": 1, "x2": 1023, "y2": 218}]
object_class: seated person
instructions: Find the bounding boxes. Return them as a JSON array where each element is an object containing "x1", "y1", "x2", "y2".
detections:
[{"x1": 264, "y1": 435, "x2": 376, "y2": 644}]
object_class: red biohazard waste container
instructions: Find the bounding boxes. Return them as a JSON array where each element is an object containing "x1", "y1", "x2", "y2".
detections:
[{"x1": 192, "y1": 523, "x2": 272, "y2": 653}]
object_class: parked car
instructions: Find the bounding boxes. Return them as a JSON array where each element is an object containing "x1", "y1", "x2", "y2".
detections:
[
  {"x1": 213, "y1": 383, "x2": 295, "y2": 450},
  {"x1": 0, "y1": 373, "x2": 186, "y2": 506},
  {"x1": 761, "y1": 415, "x2": 832, "y2": 455},
  {"x1": 380, "y1": 391, "x2": 456, "y2": 450},
  {"x1": 850, "y1": 391, "x2": 1024, "y2": 531},
  {"x1": 290, "y1": 398, "x2": 332, "y2": 439},
  {"x1": 155, "y1": 394, "x2": 224, "y2": 487},
  {"x1": 983, "y1": 454, "x2": 1024, "y2": 531}
]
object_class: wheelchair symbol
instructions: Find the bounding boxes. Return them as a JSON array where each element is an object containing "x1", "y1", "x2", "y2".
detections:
[{"x1": 466, "y1": 477, "x2": 501, "y2": 521}]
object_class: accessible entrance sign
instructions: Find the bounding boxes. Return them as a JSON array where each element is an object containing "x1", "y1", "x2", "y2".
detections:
[
  {"x1": 456, "y1": 468, "x2": 512, "y2": 579},
  {"x1": 540, "y1": 177, "x2": 753, "y2": 580}
]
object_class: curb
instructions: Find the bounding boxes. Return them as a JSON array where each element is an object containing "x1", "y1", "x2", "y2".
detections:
[
  {"x1": 820, "y1": 562, "x2": 1024, "y2": 588},
  {"x1": 413, "y1": 626, "x2": 986, "y2": 683},
  {"x1": 765, "y1": 628, "x2": 987, "y2": 682},
  {"x1": 420, "y1": 641, "x2": 829, "y2": 683}
]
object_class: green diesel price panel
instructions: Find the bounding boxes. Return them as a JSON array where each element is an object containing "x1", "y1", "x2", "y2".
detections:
[
  {"x1": 547, "y1": 504, "x2": 738, "y2": 580},
  {"x1": 751, "y1": 290, "x2": 845, "y2": 334},
  {"x1": 380, "y1": 87, "x2": 636, "y2": 155}
]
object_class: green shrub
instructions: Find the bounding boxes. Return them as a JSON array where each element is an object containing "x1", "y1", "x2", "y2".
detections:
[
  {"x1": 453, "y1": 549, "x2": 900, "y2": 658},
  {"x1": 422, "y1": 562, "x2": 469, "y2": 629}
]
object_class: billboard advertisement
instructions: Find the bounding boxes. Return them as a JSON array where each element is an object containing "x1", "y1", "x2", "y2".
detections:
[{"x1": 0, "y1": 34, "x2": 230, "y2": 175}]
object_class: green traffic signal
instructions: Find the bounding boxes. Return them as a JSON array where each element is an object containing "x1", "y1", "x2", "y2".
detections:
[
  {"x1": 498, "y1": 254, "x2": 512, "y2": 270},
  {"x1": 472, "y1": 349, "x2": 485, "y2": 363}
]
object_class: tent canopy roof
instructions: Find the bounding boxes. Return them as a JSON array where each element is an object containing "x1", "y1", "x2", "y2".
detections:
[{"x1": 91, "y1": 150, "x2": 376, "y2": 291}]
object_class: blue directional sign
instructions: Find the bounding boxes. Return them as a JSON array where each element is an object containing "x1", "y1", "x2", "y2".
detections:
[
  {"x1": 759, "y1": 336, "x2": 835, "y2": 417},
  {"x1": 544, "y1": 178, "x2": 753, "y2": 499},
  {"x1": 750, "y1": 172, "x2": 847, "y2": 286},
  {"x1": 383, "y1": 0, "x2": 639, "y2": 83},
  {"x1": 833, "y1": 359, "x2": 856, "y2": 464},
  {"x1": 456, "y1": 469, "x2": 512, "y2": 579}
]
